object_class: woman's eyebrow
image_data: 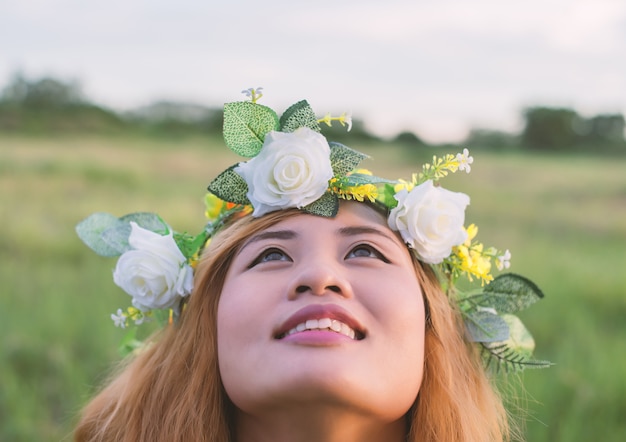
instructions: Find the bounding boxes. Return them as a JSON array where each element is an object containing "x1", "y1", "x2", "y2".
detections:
[
  {"x1": 241, "y1": 229, "x2": 298, "y2": 250},
  {"x1": 337, "y1": 226, "x2": 397, "y2": 243}
]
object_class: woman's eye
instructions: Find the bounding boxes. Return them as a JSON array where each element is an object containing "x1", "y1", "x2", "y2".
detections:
[
  {"x1": 250, "y1": 248, "x2": 291, "y2": 267},
  {"x1": 346, "y1": 244, "x2": 389, "y2": 262}
]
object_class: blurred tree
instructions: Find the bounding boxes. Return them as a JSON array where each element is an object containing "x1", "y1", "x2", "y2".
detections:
[
  {"x1": 1, "y1": 72, "x2": 84, "y2": 108},
  {"x1": 393, "y1": 130, "x2": 426, "y2": 146},
  {"x1": 0, "y1": 73, "x2": 126, "y2": 133},
  {"x1": 586, "y1": 114, "x2": 625, "y2": 144},
  {"x1": 464, "y1": 129, "x2": 520, "y2": 151},
  {"x1": 125, "y1": 101, "x2": 223, "y2": 136},
  {"x1": 521, "y1": 107, "x2": 580, "y2": 150}
]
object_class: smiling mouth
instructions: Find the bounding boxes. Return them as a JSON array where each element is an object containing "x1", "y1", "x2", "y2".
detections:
[{"x1": 276, "y1": 317, "x2": 365, "y2": 340}]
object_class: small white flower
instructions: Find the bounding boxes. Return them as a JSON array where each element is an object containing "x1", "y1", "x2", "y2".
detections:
[
  {"x1": 236, "y1": 127, "x2": 334, "y2": 217},
  {"x1": 496, "y1": 249, "x2": 512, "y2": 271},
  {"x1": 456, "y1": 148, "x2": 474, "y2": 173},
  {"x1": 241, "y1": 87, "x2": 263, "y2": 101},
  {"x1": 113, "y1": 222, "x2": 194, "y2": 312},
  {"x1": 388, "y1": 180, "x2": 470, "y2": 264},
  {"x1": 111, "y1": 308, "x2": 127, "y2": 328},
  {"x1": 340, "y1": 111, "x2": 353, "y2": 132}
]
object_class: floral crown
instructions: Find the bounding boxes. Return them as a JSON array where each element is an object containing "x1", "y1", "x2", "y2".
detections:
[{"x1": 76, "y1": 87, "x2": 549, "y2": 372}]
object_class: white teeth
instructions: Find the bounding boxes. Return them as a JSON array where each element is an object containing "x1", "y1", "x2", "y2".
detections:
[
  {"x1": 318, "y1": 318, "x2": 332, "y2": 328},
  {"x1": 341, "y1": 323, "x2": 356, "y2": 340},
  {"x1": 285, "y1": 317, "x2": 358, "y2": 339}
]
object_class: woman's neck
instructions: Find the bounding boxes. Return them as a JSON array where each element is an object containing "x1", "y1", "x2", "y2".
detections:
[{"x1": 234, "y1": 406, "x2": 407, "y2": 442}]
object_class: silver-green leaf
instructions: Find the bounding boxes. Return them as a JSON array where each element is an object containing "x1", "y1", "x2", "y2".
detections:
[
  {"x1": 481, "y1": 314, "x2": 552, "y2": 373},
  {"x1": 101, "y1": 212, "x2": 168, "y2": 254},
  {"x1": 279, "y1": 100, "x2": 321, "y2": 133},
  {"x1": 223, "y1": 101, "x2": 279, "y2": 157},
  {"x1": 119, "y1": 213, "x2": 169, "y2": 234},
  {"x1": 343, "y1": 173, "x2": 396, "y2": 186},
  {"x1": 329, "y1": 142, "x2": 368, "y2": 176},
  {"x1": 302, "y1": 192, "x2": 339, "y2": 217},
  {"x1": 470, "y1": 273, "x2": 545, "y2": 313},
  {"x1": 75, "y1": 212, "x2": 124, "y2": 257},
  {"x1": 464, "y1": 310, "x2": 510, "y2": 342},
  {"x1": 207, "y1": 165, "x2": 251, "y2": 205}
]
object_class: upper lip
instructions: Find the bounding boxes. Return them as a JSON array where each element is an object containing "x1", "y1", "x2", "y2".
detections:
[{"x1": 274, "y1": 304, "x2": 366, "y2": 340}]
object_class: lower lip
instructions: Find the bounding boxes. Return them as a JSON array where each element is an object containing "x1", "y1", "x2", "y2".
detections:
[{"x1": 280, "y1": 330, "x2": 356, "y2": 345}]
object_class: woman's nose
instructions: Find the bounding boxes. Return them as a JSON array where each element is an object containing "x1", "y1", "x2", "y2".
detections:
[{"x1": 287, "y1": 263, "x2": 353, "y2": 300}]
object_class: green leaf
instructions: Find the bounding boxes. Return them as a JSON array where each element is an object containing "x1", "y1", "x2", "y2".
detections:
[
  {"x1": 118, "y1": 327, "x2": 144, "y2": 357},
  {"x1": 343, "y1": 173, "x2": 396, "y2": 186},
  {"x1": 75, "y1": 212, "x2": 125, "y2": 257},
  {"x1": 379, "y1": 183, "x2": 399, "y2": 209},
  {"x1": 223, "y1": 101, "x2": 279, "y2": 157},
  {"x1": 303, "y1": 192, "x2": 339, "y2": 217},
  {"x1": 480, "y1": 314, "x2": 552, "y2": 373},
  {"x1": 503, "y1": 314, "x2": 535, "y2": 357},
  {"x1": 471, "y1": 273, "x2": 545, "y2": 313},
  {"x1": 174, "y1": 231, "x2": 209, "y2": 260},
  {"x1": 152, "y1": 308, "x2": 172, "y2": 327},
  {"x1": 77, "y1": 212, "x2": 171, "y2": 257},
  {"x1": 100, "y1": 227, "x2": 132, "y2": 254},
  {"x1": 207, "y1": 165, "x2": 251, "y2": 205},
  {"x1": 329, "y1": 142, "x2": 368, "y2": 176},
  {"x1": 464, "y1": 310, "x2": 510, "y2": 342},
  {"x1": 279, "y1": 100, "x2": 321, "y2": 133},
  {"x1": 119, "y1": 212, "x2": 169, "y2": 234},
  {"x1": 101, "y1": 213, "x2": 168, "y2": 255}
]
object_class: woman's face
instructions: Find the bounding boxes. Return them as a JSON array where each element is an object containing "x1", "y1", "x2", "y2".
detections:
[{"x1": 217, "y1": 202, "x2": 425, "y2": 421}]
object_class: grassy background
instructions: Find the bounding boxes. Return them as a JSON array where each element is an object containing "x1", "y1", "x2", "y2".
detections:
[{"x1": 1, "y1": 134, "x2": 625, "y2": 441}]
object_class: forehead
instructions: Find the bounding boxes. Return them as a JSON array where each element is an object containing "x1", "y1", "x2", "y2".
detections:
[{"x1": 268, "y1": 201, "x2": 389, "y2": 234}]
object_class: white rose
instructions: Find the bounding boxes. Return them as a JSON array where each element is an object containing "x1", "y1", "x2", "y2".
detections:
[
  {"x1": 235, "y1": 127, "x2": 334, "y2": 217},
  {"x1": 388, "y1": 180, "x2": 470, "y2": 264},
  {"x1": 113, "y1": 222, "x2": 194, "y2": 311}
]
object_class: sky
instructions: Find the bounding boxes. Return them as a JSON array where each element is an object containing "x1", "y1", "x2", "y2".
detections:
[{"x1": 1, "y1": 0, "x2": 625, "y2": 142}]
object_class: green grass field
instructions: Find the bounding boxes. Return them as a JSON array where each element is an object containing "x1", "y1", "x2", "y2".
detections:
[{"x1": 1, "y1": 134, "x2": 625, "y2": 441}]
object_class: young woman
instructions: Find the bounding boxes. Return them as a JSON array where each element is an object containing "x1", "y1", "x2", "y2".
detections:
[{"x1": 74, "y1": 91, "x2": 545, "y2": 441}]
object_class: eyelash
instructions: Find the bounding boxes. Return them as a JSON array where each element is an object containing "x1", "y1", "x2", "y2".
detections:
[
  {"x1": 345, "y1": 244, "x2": 390, "y2": 263},
  {"x1": 249, "y1": 243, "x2": 389, "y2": 268},
  {"x1": 249, "y1": 248, "x2": 291, "y2": 267}
]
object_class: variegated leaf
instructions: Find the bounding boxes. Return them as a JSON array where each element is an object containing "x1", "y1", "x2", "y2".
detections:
[
  {"x1": 223, "y1": 101, "x2": 279, "y2": 157},
  {"x1": 207, "y1": 165, "x2": 250, "y2": 205},
  {"x1": 279, "y1": 100, "x2": 321, "y2": 133}
]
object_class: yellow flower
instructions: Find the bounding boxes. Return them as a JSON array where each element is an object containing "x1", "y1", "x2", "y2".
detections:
[
  {"x1": 318, "y1": 113, "x2": 332, "y2": 127},
  {"x1": 317, "y1": 112, "x2": 352, "y2": 131},
  {"x1": 450, "y1": 236, "x2": 495, "y2": 284},
  {"x1": 126, "y1": 306, "x2": 141, "y2": 320},
  {"x1": 351, "y1": 184, "x2": 378, "y2": 202},
  {"x1": 205, "y1": 193, "x2": 226, "y2": 220},
  {"x1": 331, "y1": 170, "x2": 378, "y2": 203},
  {"x1": 338, "y1": 111, "x2": 352, "y2": 131},
  {"x1": 394, "y1": 179, "x2": 414, "y2": 192},
  {"x1": 464, "y1": 224, "x2": 478, "y2": 246},
  {"x1": 333, "y1": 183, "x2": 378, "y2": 203},
  {"x1": 419, "y1": 154, "x2": 463, "y2": 181}
]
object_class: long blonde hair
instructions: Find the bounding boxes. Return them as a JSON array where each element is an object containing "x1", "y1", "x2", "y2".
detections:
[{"x1": 74, "y1": 208, "x2": 511, "y2": 441}]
